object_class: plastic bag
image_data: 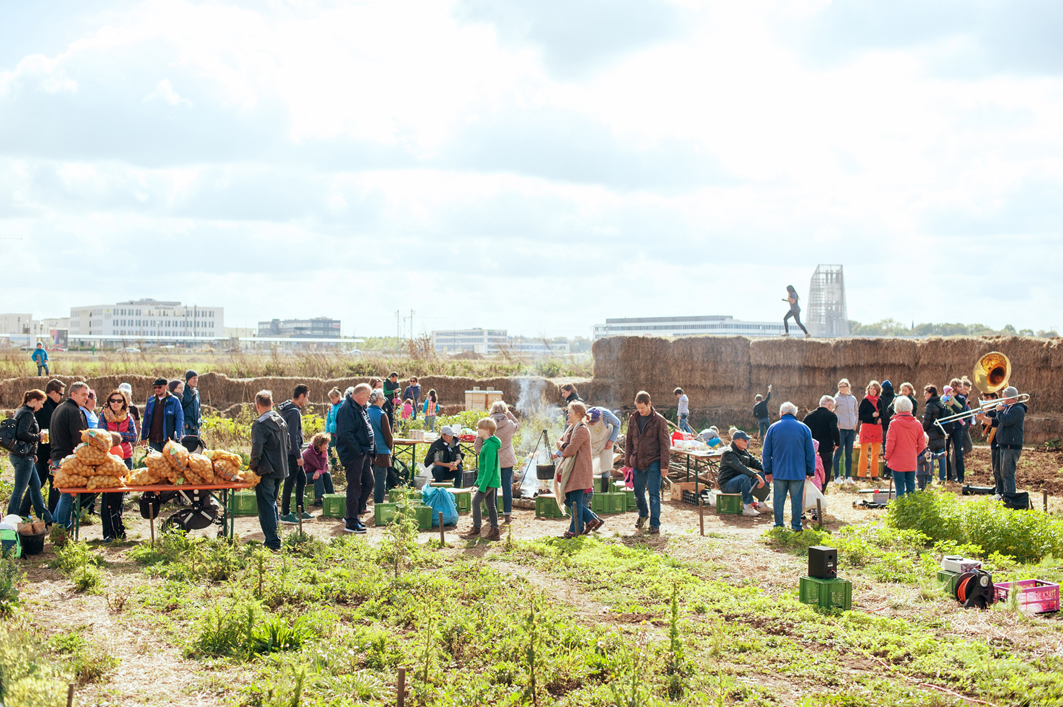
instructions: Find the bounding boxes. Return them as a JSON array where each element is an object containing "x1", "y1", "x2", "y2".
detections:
[
  {"x1": 803, "y1": 481, "x2": 826, "y2": 514},
  {"x1": 421, "y1": 485, "x2": 458, "y2": 527}
]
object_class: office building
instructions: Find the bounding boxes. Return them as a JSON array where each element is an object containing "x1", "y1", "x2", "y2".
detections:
[
  {"x1": 257, "y1": 317, "x2": 341, "y2": 338},
  {"x1": 69, "y1": 299, "x2": 223, "y2": 343},
  {"x1": 592, "y1": 315, "x2": 784, "y2": 339},
  {"x1": 431, "y1": 328, "x2": 508, "y2": 354}
]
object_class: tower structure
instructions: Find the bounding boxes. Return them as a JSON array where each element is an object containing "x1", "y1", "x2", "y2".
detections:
[{"x1": 807, "y1": 264, "x2": 850, "y2": 338}]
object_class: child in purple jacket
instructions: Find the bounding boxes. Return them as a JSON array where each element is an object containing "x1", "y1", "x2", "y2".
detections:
[{"x1": 303, "y1": 432, "x2": 334, "y2": 506}]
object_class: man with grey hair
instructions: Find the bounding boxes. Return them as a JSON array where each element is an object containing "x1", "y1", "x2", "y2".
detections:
[
  {"x1": 336, "y1": 383, "x2": 375, "y2": 533},
  {"x1": 50, "y1": 382, "x2": 90, "y2": 528},
  {"x1": 993, "y1": 386, "x2": 1026, "y2": 499},
  {"x1": 802, "y1": 395, "x2": 840, "y2": 494},
  {"x1": 762, "y1": 401, "x2": 816, "y2": 532}
]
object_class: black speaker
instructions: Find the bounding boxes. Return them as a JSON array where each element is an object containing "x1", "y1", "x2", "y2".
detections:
[{"x1": 809, "y1": 546, "x2": 837, "y2": 579}]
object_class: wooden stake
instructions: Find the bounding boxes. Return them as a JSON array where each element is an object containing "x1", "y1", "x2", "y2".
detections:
[
  {"x1": 816, "y1": 498, "x2": 823, "y2": 530},
  {"x1": 298, "y1": 501, "x2": 304, "y2": 536},
  {"x1": 149, "y1": 502, "x2": 155, "y2": 546},
  {"x1": 397, "y1": 666, "x2": 406, "y2": 707},
  {"x1": 438, "y1": 512, "x2": 445, "y2": 547},
  {"x1": 66, "y1": 683, "x2": 74, "y2": 707},
  {"x1": 1044, "y1": 490, "x2": 1049, "y2": 513}
]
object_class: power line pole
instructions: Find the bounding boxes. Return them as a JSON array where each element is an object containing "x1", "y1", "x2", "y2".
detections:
[{"x1": 409, "y1": 310, "x2": 415, "y2": 340}]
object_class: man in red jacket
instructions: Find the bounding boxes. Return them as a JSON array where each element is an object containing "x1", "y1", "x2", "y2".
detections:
[{"x1": 624, "y1": 391, "x2": 670, "y2": 535}]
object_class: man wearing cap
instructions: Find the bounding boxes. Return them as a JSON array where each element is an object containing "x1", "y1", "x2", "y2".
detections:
[
  {"x1": 424, "y1": 426, "x2": 464, "y2": 485},
  {"x1": 718, "y1": 431, "x2": 768, "y2": 517},
  {"x1": 994, "y1": 386, "x2": 1026, "y2": 498},
  {"x1": 141, "y1": 378, "x2": 184, "y2": 452},
  {"x1": 182, "y1": 370, "x2": 201, "y2": 437}
]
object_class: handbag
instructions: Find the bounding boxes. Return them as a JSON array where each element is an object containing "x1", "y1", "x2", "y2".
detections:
[{"x1": 0, "y1": 411, "x2": 34, "y2": 458}]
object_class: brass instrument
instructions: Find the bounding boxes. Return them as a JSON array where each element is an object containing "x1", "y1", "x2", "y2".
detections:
[{"x1": 935, "y1": 352, "x2": 1029, "y2": 437}]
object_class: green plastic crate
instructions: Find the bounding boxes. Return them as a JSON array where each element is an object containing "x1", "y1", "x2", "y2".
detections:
[
  {"x1": 589, "y1": 492, "x2": 607, "y2": 513},
  {"x1": 232, "y1": 491, "x2": 258, "y2": 516},
  {"x1": 449, "y1": 488, "x2": 472, "y2": 513},
  {"x1": 374, "y1": 502, "x2": 397, "y2": 525},
  {"x1": 0, "y1": 529, "x2": 21, "y2": 559},
  {"x1": 799, "y1": 576, "x2": 852, "y2": 611},
  {"x1": 413, "y1": 503, "x2": 434, "y2": 530},
  {"x1": 304, "y1": 487, "x2": 317, "y2": 509},
  {"x1": 376, "y1": 502, "x2": 434, "y2": 530},
  {"x1": 321, "y1": 494, "x2": 346, "y2": 518},
  {"x1": 535, "y1": 494, "x2": 566, "y2": 519},
  {"x1": 624, "y1": 489, "x2": 637, "y2": 511},
  {"x1": 591, "y1": 492, "x2": 625, "y2": 514},
  {"x1": 479, "y1": 493, "x2": 504, "y2": 514},
  {"x1": 716, "y1": 493, "x2": 743, "y2": 515},
  {"x1": 937, "y1": 570, "x2": 960, "y2": 595}
]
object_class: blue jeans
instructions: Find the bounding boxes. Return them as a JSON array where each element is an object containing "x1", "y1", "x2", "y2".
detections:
[
  {"x1": 679, "y1": 414, "x2": 694, "y2": 435},
  {"x1": 633, "y1": 461, "x2": 662, "y2": 528},
  {"x1": 500, "y1": 467, "x2": 513, "y2": 515},
  {"x1": 893, "y1": 471, "x2": 916, "y2": 497},
  {"x1": 255, "y1": 476, "x2": 281, "y2": 551},
  {"x1": 721, "y1": 474, "x2": 755, "y2": 505},
  {"x1": 8, "y1": 453, "x2": 53, "y2": 523},
  {"x1": 37, "y1": 364, "x2": 49, "y2": 376},
  {"x1": 373, "y1": 465, "x2": 388, "y2": 504},
  {"x1": 313, "y1": 472, "x2": 335, "y2": 501},
  {"x1": 999, "y1": 449, "x2": 1020, "y2": 496},
  {"x1": 772, "y1": 478, "x2": 804, "y2": 531},
  {"x1": 758, "y1": 418, "x2": 770, "y2": 439},
  {"x1": 424, "y1": 416, "x2": 436, "y2": 432},
  {"x1": 149, "y1": 441, "x2": 164, "y2": 453},
  {"x1": 833, "y1": 429, "x2": 855, "y2": 479},
  {"x1": 565, "y1": 490, "x2": 586, "y2": 534}
]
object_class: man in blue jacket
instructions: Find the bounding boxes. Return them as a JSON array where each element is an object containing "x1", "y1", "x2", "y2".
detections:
[
  {"x1": 336, "y1": 383, "x2": 375, "y2": 533},
  {"x1": 141, "y1": 378, "x2": 184, "y2": 451},
  {"x1": 994, "y1": 386, "x2": 1026, "y2": 497},
  {"x1": 182, "y1": 370, "x2": 201, "y2": 436},
  {"x1": 31, "y1": 343, "x2": 49, "y2": 376},
  {"x1": 762, "y1": 401, "x2": 816, "y2": 532}
]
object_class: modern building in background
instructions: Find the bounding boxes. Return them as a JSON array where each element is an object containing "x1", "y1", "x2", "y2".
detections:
[
  {"x1": 505, "y1": 337, "x2": 571, "y2": 356},
  {"x1": 807, "y1": 264, "x2": 851, "y2": 338},
  {"x1": 431, "y1": 328, "x2": 509, "y2": 355},
  {"x1": 68, "y1": 299, "x2": 223, "y2": 345},
  {"x1": 1, "y1": 314, "x2": 71, "y2": 347},
  {"x1": 257, "y1": 317, "x2": 341, "y2": 339},
  {"x1": 592, "y1": 315, "x2": 784, "y2": 339}
]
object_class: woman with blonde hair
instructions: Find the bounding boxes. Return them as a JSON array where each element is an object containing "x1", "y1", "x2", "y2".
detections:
[
  {"x1": 856, "y1": 381, "x2": 882, "y2": 478},
  {"x1": 551, "y1": 401, "x2": 593, "y2": 538}
]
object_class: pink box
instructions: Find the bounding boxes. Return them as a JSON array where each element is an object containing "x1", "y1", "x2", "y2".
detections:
[{"x1": 994, "y1": 580, "x2": 1060, "y2": 614}]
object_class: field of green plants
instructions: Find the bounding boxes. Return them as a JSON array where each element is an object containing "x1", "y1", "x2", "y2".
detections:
[{"x1": 2, "y1": 480, "x2": 1063, "y2": 706}]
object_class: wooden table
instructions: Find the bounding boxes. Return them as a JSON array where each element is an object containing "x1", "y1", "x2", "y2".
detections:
[
  {"x1": 56, "y1": 481, "x2": 251, "y2": 542},
  {"x1": 391, "y1": 437, "x2": 477, "y2": 485},
  {"x1": 669, "y1": 446, "x2": 725, "y2": 536}
]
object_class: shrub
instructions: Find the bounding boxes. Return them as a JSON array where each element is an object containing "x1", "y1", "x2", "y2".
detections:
[
  {"x1": 0, "y1": 625, "x2": 68, "y2": 706},
  {"x1": 251, "y1": 616, "x2": 314, "y2": 655},
  {"x1": 0, "y1": 553, "x2": 22, "y2": 616},
  {"x1": 186, "y1": 599, "x2": 260, "y2": 658}
]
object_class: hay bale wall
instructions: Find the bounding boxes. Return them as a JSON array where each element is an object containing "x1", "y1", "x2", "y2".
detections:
[{"x1": 591, "y1": 335, "x2": 1063, "y2": 443}]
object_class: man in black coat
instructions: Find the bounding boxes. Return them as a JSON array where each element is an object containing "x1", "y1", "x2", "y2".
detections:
[
  {"x1": 249, "y1": 390, "x2": 290, "y2": 552},
  {"x1": 336, "y1": 383, "x2": 375, "y2": 533},
  {"x1": 277, "y1": 384, "x2": 309, "y2": 524},
  {"x1": 803, "y1": 395, "x2": 840, "y2": 493},
  {"x1": 922, "y1": 386, "x2": 947, "y2": 482},
  {"x1": 51, "y1": 381, "x2": 90, "y2": 528}
]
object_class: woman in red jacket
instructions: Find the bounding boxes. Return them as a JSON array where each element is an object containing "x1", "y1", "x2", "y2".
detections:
[
  {"x1": 98, "y1": 388, "x2": 137, "y2": 542},
  {"x1": 856, "y1": 381, "x2": 882, "y2": 479},
  {"x1": 884, "y1": 396, "x2": 926, "y2": 497}
]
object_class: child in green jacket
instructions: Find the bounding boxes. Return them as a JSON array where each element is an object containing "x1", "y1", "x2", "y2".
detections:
[{"x1": 461, "y1": 417, "x2": 501, "y2": 541}]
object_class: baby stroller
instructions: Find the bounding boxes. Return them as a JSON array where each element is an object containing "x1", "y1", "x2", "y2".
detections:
[{"x1": 137, "y1": 435, "x2": 227, "y2": 536}]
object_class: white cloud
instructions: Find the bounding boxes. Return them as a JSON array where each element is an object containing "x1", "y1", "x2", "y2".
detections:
[{"x1": 143, "y1": 79, "x2": 191, "y2": 107}]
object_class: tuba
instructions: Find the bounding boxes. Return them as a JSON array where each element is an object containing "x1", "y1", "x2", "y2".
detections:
[{"x1": 972, "y1": 352, "x2": 1010, "y2": 394}]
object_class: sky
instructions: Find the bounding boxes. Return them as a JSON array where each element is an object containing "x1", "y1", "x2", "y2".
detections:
[{"x1": 1, "y1": 0, "x2": 1061, "y2": 338}]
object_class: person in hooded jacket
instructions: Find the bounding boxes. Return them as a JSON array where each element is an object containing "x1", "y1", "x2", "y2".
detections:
[
  {"x1": 884, "y1": 396, "x2": 926, "y2": 497},
  {"x1": 856, "y1": 381, "x2": 882, "y2": 479},
  {"x1": 249, "y1": 390, "x2": 290, "y2": 552},
  {"x1": 278, "y1": 385, "x2": 311, "y2": 524},
  {"x1": 921, "y1": 385, "x2": 948, "y2": 482},
  {"x1": 877, "y1": 381, "x2": 896, "y2": 478},
  {"x1": 475, "y1": 400, "x2": 519, "y2": 522},
  {"x1": 994, "y1": 386, "x2": 1026, "y2": 497}
]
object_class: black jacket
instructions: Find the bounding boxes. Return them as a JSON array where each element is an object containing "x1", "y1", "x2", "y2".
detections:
[
  {"x1": 424, "y1": 437, "x2": 463, "y2": 469},
  {"x1": 922, "y1": 396, "x2": 947, "y2": 446},
  {"x1": 717, "y1": 443, "x2": 764, "y2": 488},
  {"x1": 250, "y1": 410, "x2": 290, "y2": 480},
  {"x1": 889, "y1": 394, "x2": 918, "y2": 419},
  {"x1": 35, "y1": 396, "x2": 58, "y2": 463},
  {"x1": 858, "y1": 397, "x2": 879, "y2": 426},
  {"x1": 277, "y1": 400, "x2": 304, "y2": 458},
  {"x1": 49, "y1": 397, "x2": 87, "y2": 463},
  {"x1": 752, "y1": 391, "x2": 771, "y2": 420},
  {"x1": 803, "y1": 407, "x2": 840, "y2": 456},
  {"x1": 336, "y1": 395, "x2": 375, "y2": 465},
  {"x1": 11, "y1": 405, "x2": 41, "y2": 458},
  {"x1": 878, "y1": 383, "x2": 896, "y2": 438},
  {"x1": 995, "y1": 402, "x2": 1026, "y2": 449}
]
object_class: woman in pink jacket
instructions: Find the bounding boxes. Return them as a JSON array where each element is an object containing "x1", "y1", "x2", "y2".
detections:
[{"x1": 884, "y1": 396, "x2": 926, "y2": 497}]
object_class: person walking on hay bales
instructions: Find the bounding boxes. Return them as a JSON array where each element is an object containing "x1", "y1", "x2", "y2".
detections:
[
  {"x1": 249, "y1": 390, "x2": 290, "y2": 552},
  {"x1": 718, "y1": 431, "x2": 767, "y2": 517},
  {"x1": 803, "y1": 396, "x2": 839, "y2": 494},
  {"x1": 883, "y1": 396, "x2": 925, "y2": 498},
  {"x1": 461, "y1": 417, "x2": 502, "y2": 541},
  {"x1": 337, "y1": 384, "x2": 375, "y2": 534},
  {"x1": 856, "y1": 381, "x2": 882, "y2": 479},
  {"x1": 781, "y1": 285, "x2": 810, "y2": 337},
  {"x1": 753, "y1": 385, "x2": 772, "y2": 439},
  {"x1": 625, "y1": 391, "x2": 670, "y2": 535},
  {"x1": 762, "y1": 402, "x2": 815, "y2": 532}
]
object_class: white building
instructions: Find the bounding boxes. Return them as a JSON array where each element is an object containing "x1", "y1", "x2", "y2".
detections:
[
  {"x1": 507, "y1": 337, "x2": 571, "y2": 356},
  {"x1": 69, "y1": 299, "x2": 223, "y2": 345},
  {"x1": 592, "y1": 315, "x2": 784, "y2": 340},
  {"x1": 431, "y1": 328, "x2": 508, "y2": 354}
]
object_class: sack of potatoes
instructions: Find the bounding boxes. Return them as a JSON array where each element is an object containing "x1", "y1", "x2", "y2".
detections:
[{"x1": 81, "y1": 428, "x2": 114, "y2": 452}]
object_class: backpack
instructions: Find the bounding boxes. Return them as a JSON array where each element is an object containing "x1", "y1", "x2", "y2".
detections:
[{"x1": 0, "y1": 411, "x2": 33, "y2": 457}]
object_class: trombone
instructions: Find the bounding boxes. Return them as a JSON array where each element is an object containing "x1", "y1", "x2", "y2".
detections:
[{"x1": 933, "y1": 351, "x2": 1030, "y2": 435}]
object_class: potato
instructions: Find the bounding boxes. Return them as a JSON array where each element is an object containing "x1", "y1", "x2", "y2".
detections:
[
  {"x1": 54, "y1": 472, "x2": 88, "y2": 488},
  {"x1": 87, "y1": 475, "x2": 123, "y2": 490},
  {"x1": 80, "y1": 428, "x2": 113, "y2": 452},
  {"x1": 163, "y1": 440, "x2": 189, "y2": 470},
  {"x1": 74, "y1": 443, "x2": 109, "y2": 466}
]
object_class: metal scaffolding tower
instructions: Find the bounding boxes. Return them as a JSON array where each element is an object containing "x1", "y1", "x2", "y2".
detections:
[{"x1": 807, "y1": 264, "x2": 850, "y2": 338}]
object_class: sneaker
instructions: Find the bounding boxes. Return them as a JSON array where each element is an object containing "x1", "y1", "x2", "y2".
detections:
[
  {"x1": 343, "y1": 524, "x2": 366, "y2": 534},
  {"x1": 635, "y1": 516, "x2": 647, "y2": 530},
  {"x1": 742, "y1": 504, "x2": 760, "y2": 517},
  {"x1": 301, "y1": 512, "x2": 314, "y2": 520},
  {"x1": 781, "y1": 332, "x2": 790, "y2": 337},
  {"x1": 648, "y1": 526, "x2": 660, "y2": 535},
  {"x1": 279, "y1": 513, "x2": 298, "y2": 524},
  {"x1": 804, "y1": 333, "x2": 812, "y2": 338}
]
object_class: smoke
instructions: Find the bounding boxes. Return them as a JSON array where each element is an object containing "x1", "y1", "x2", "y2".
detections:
[{"x1": 515, "y1": 377, "x2": 545, "y2": 414}]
